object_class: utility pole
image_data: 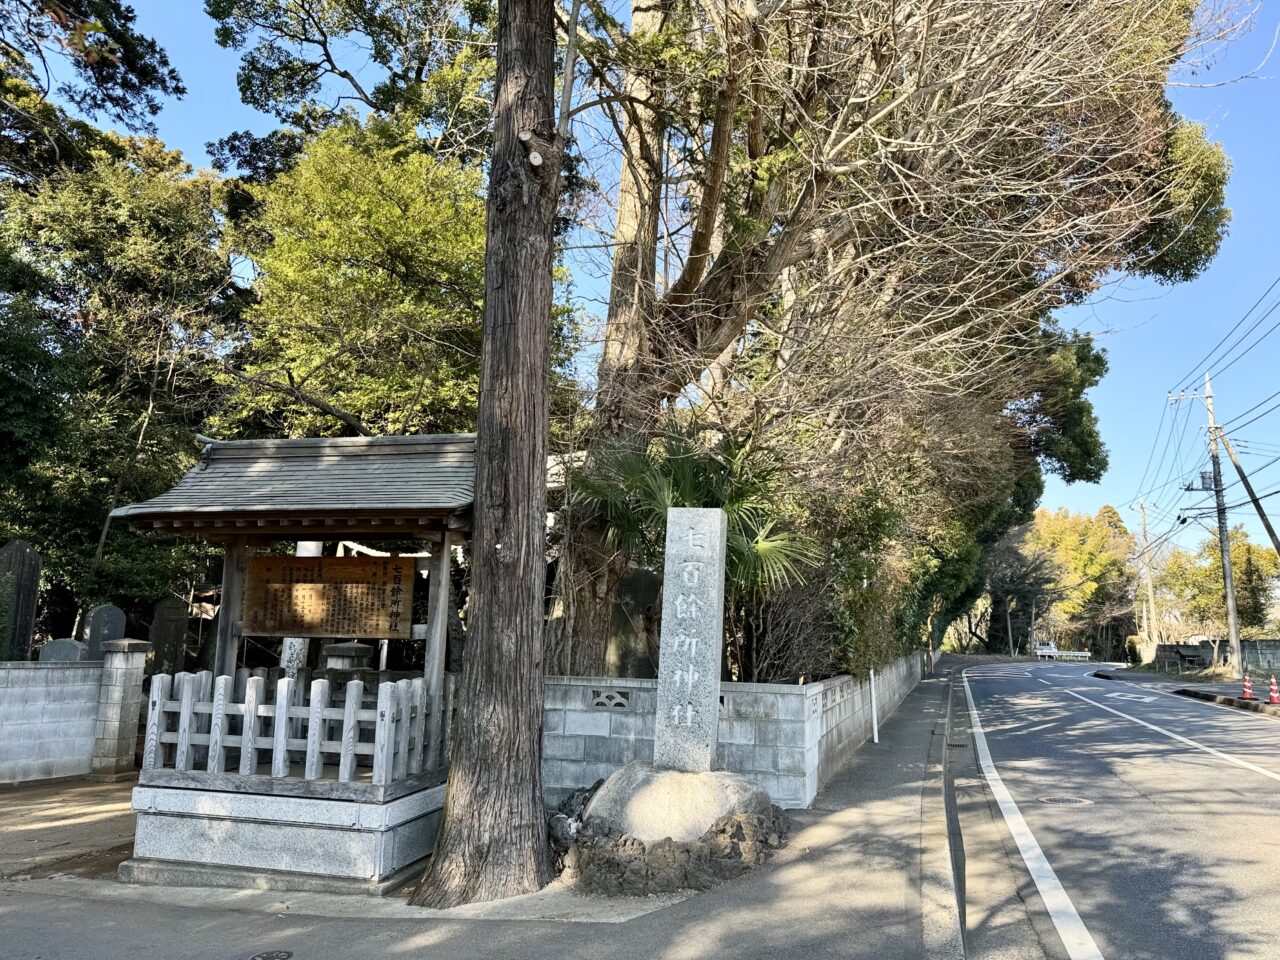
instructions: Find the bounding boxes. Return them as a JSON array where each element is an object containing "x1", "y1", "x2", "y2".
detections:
[
  {"x1": 1205, "y1": 373, "x2": 1243, "y2": 679},
  {"x1": 1029, "y1": 597, "x2": 1036, "y2": 653},
  {"x1": 1138, "y1": 502, "x2": 1160, "y2": 644},
  {"x1": 1219, "y1": 433, "x2": 1280, "y2": 557},
  {"x1": 1006, "y1": 598, "x2": 1015, "y2": 658}
]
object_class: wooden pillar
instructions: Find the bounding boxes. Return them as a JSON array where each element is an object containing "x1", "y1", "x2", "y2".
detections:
[
  {"x1": 214, "y1": 538, "x2": 248, "y2": 679},
  {"x1": 423, "y1": 531, "x2": 453, "y2": 769}
]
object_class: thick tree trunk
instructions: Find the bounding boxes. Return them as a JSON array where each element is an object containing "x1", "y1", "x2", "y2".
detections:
[{"x1": 411, "y1": 0, "x2": 559, "y2": 908}]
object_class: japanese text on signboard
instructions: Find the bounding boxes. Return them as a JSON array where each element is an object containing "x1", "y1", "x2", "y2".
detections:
[{"x1": 243, "y1": 556, "x2": 414, "y2": 639}]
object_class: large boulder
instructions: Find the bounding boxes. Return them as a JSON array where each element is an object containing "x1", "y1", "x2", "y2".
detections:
[{"x1": 582, "y1": 761, "x2": 773, "y2": 843}]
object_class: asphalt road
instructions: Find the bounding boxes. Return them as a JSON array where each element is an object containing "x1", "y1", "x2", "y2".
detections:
[{"x1": 961, "y1": 660, "x2": 1280, "y2": 960}]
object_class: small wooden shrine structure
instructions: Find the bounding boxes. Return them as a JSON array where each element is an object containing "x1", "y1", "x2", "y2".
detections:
[
  {"x1": 111, "y1": 434, "x2": 472, "y2": 677},
  {"x1": 107, "y1": 434, "x2": 474, "y2": 893}
]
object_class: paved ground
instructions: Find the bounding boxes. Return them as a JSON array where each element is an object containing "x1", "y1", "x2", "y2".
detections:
[
  {"x1": 0, "y1": 779, "x2": 136, "y2": 880},
  {"x1": 960, "y1": 659, "x2": 1280, "y2": 960},
  {"x1": 0, "y1": 673, "x2": 960, "y2": 960}
]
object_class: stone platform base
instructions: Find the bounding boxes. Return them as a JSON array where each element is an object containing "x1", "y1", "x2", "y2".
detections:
[
  {"x1": 122, "y1": 783, "x2": 444, "y2": 894},
  {"x1": 118, "y1": 855, "x2": 425, "y2": 896}
]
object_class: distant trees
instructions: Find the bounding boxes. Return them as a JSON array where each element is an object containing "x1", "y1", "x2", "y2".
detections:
[
  {"x1": 957, "y1": 507, "x2": 1138, "y2": 657},
  {"x1": 1160, "y1": 527, "x2": 1280, "y2": 643}
]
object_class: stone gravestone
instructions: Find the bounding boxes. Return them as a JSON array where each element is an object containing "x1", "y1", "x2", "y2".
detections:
[
  {"x1": 653, "y1": 507, "x2": 728, "y2": 772},
  {"x1": 0, "y1": 539, "x2": 42, "y2": 661},
  {"x1": 39, "y1": 637, "x2": 87, "y2": 661},
  {"x1": 84, "y1": 603, "x2": 126, "y2": 660},
  {"x1": 148, "y1": 596, "x2": 190, "y2": 674}
]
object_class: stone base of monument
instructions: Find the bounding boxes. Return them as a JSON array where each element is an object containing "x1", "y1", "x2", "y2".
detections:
[
  {"x1": 118, "y1": 783, "x2": 444, "y2": 895},
  {"x1": 558, "y1": 761, "x2": 789, "y2": 896}
]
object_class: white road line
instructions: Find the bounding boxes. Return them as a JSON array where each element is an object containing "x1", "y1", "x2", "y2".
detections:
[
  {"x1": 1037, "y1": 678, "x2": 1053, "y2": 685},
  {"x1": 962, "y1": 673, "x2": 1105, "y2": 960},
  {"x1": 1058, "y1": 688, "x2": 1280, "y2": 784}
]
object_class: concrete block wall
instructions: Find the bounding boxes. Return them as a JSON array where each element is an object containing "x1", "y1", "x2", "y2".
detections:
[
  {"x1": 0, "y1": 639, "x2": 151, "y2": 785},
  {"x1": 0, "y1": 662, "x2": 103, "y2": 783},
  {"x1": 544, "y1": 650, "x2": 926, "y2": 809},
  {"x1": 91, "y1": 640, "x2": 150, "y2": 781}
]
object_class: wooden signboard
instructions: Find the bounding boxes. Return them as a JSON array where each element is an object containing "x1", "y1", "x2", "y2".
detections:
[{"x1": 243, "y1": 556, "x2": 414, "y2": 639}]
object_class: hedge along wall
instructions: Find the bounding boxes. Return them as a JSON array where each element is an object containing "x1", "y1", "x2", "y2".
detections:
[{"x1": 543, "y1": 650, "x2": 926, "y2": 809}]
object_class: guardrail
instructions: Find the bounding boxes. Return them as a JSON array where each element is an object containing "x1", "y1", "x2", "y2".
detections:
[{"x1": 1033, "y1": 647, "x2": 1091, "y2": 661}]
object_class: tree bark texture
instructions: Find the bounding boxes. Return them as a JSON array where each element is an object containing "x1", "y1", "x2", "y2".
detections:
[{"x1": 411, "y1": 0, "x2": 559, "y2": 907}]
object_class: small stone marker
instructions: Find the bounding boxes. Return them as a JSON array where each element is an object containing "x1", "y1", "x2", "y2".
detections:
[
  {"x1": 0, "y1": 539, "x2": 42, "y2": 661},
  {"x1": 84, "y1": 603, "x2": 126, "y2": 660},
  {"x1": 148, "y1": 596, "x2": 190, "y2": 674},
  {"x1": 653, "y1": 507, "x2": 728, "y2": 773},
  {"x1": 39, "y1": 637, "x2": 87, "y2": 662}
]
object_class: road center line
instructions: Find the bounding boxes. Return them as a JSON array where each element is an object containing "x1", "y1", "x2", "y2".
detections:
[
  {"x1": 962, "y1": 673, "x2": 1105, "y2": 960},
  {"x1": 1057, "y1": 688, "x2": 1280, "y2": 784}
]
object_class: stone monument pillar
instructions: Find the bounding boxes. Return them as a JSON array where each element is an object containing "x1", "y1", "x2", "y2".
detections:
[
  {"x1": 0, "y1": 539, "x2": 42, "y2": 661},
  {"x1": 280, "y1": 541, "x2": 323, "y2": 678},
  {"x1": 653, "y1": 507, "x2": 728, "y2": 772},
  {"x1": 148, "y1": 595, "x2": 190, "y2": 674},
  {"x1": 84, "y1": 603, "x2": 126, "y2": 660}
]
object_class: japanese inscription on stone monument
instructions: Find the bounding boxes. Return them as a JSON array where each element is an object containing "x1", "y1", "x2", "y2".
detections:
[
  {"x1": 243, "y1": 557, "x2": 413, "y2": 639},
  {"x1": 653, "y1": 507, "x2": 728, "y2": 772}
]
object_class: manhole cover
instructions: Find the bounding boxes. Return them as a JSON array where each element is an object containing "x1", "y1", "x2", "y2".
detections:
[
  {"x1": 250, "y1": 953, "x2": 293, "y2": 960},
  {"x1": 1037, "y1": 796, "x2": 1092, "y2": 806}
]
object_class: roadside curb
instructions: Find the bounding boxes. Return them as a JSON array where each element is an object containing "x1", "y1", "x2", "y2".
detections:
[
  {"x1": 920, "y1": 671, "x2": 967, "y2": 959},
  {"x1": 1173, "y1": 688, "x2": 1280, "y2": 718}
]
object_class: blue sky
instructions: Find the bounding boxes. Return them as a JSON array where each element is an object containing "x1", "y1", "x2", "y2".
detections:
[
  {"x1": 1040, "y1": 6, "x2": 1280, "y2": 555},
  {"x1": 121, "y1": 2, "x2": 1280, "y2": 556}
]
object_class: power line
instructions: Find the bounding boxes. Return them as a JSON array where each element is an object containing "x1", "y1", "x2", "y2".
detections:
[
  {"x1": 1171, "y1": 271, "x2": 1280, "y2": 392},
  {"x1": 1133, "y1": 400, "x2": 1170, "y2": 499},
  {"x1": 1225, "y1": 395, "x2": 1280, "y2": 434},
  {"x1": 1140, "y1": 400, "x2": 1187, "y2": 502},
  {"x1": 1204, "y1": 297, "x2": 1280, "y2": 382},
  {"x1": 1222, "y1": 385, "x2": 1280, "y2": 429}
]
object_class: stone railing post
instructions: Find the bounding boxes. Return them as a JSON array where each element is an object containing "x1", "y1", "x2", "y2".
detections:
[{"x1": 89, "y1": 639, "x2": 152, "y2": 782}]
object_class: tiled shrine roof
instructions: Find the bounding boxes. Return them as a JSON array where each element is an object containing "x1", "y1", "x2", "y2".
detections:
[{"x1": 111, "y1": 434, "x2": 475, "y2": 538}]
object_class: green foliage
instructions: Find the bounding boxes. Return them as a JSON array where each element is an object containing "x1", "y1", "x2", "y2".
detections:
[
  {"x1": 1128, "y1": 119, "x2": 1231, "y2": 285},
  {"x1": 218, "y1": 119, "x2": 486, "y2": 437},
  {"x1": 0, "y1": 297, "x2": 78, "y2": 480},
  {"x1": 1161, "y1": 527, "x2": 1279, "y2": 635},
  {"x1": 0, "y1": 136, "x2": 236, "y2": 623},
  {"x1": 571, "y1": 427, "x2": 820, "y2": 598},
  {"x1": 1026, "y1": 506, "x2": 1136, "y2": 625},
  {"x1": 1020, "y1": 330, "x2": 1110, "y2": 484},
  {"x1": 0, "y1": 1, "x2": 183, "y2": 130},
  {"x1": 204, "y1": 0, "x2": 495, "y2": 162},
  {"x1": 0, "y1": 70, "x2": 119, "y2": 182}
]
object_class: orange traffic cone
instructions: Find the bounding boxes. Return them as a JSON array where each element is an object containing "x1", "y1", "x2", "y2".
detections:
[
  {"x1": 1242, "y1": 673, "x2": 1257, "y2": 701},
  {"x1": 1269, "y1": 675, "x2": 1279, "y2": 705}
]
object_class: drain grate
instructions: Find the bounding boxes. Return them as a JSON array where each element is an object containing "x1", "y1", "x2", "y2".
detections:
[
  {"x1": 1037, "y1": 796, "x2": 1092, "y2": 806},
  {"x1": 250, "y1": 953, "x2": 293, "y2": 960}
]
